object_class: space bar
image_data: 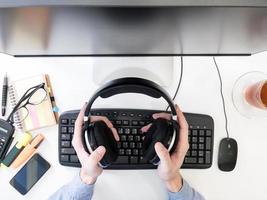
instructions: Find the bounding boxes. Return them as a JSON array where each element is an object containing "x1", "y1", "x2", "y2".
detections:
[{"x1": 115, "y1": 156, "x2": 129, "y2": 164}]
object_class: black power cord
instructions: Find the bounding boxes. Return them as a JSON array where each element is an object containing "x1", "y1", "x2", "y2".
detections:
[
  {"x1": 166, "y1": 56, "x2": 183, "y2": 111},
  {"x1": 213, "y1": 57, "x2": 230, "y2": 138}
]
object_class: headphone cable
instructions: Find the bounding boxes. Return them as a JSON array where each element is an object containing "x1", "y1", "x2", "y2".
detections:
[
  {"x1": 213, "y1": 57, "x2": 230, "y2": 138},
  {"x1": 166, "y1": 56, "x2": 183, "y2": 111}
]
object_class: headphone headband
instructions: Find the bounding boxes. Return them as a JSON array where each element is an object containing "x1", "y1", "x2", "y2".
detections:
[{"x1": 84, "y1": 77, "x2": 177, "y2": 120}]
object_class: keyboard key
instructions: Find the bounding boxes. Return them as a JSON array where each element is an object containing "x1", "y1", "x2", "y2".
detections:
[
  {"x1": 60, "y1": 155, "x2": 69, "y2": 162},
  {"x1": 136, "y1": 142, "x2": 142, "y2": 149},
  {"x1": 61, "y1": 134, "x2": 71, "y2": 140},
  {"x1": 116, "y1": 156, "x2": 128, "y2": 164},
  {"x1": 139, "y1": 156, "x2": 148, "y2": 164},
  {"x1": 192, "y1": 137, "x2": 198, "y2": 143},
  {"x1": 115, "y1": 120, "x2": 122, "y2": 125},
  {"x1": 129, "y1": 142, "x2": 135, "y2": 149},
  {"x1": 61, "y1": 141, "x2": 70, "y2": 147},
  {"x1": 61, "y1": 148, "x2": 75, "y2": 154},
  {"x1": 119, "y1": 149, "x2": 125, "y2": 155},
  {"x1": 206, "y1": 130, "x2": 212, "y2": 136},
  {"x1": 198, "y1": 157, "x2": 204, "y2": 164},
  {"x1": 132, "y1": 128, "x2": 138, "y2": 134},
  {"x1": 112, "y1": 112, "x2": 118, "y2": 117},
  {"x1": 104, "y1": 112, "x2": 110, "y2": 116},
  {"x1": 139, "y1": 121, "x2": 145, "y2": 126},
  {"x1": 139, "y1": 149, "x2": 143, "y2": 155},
  {"x1": 206, "y1": 137, "x2": 212, "y2": 150},
  {"x1": 192, "y1": 130, "x2": 198, "y2": 136},
  {"x1": 118, "y1": 128, "x2": 124, "y2": 134},
  {"x1": 198, "y1": 150, "x2": 204, "y2": 157},
  {"x1": 205, "y1": 151, "x2": 211, "y2": 164},
  {"x1": 199, "y1": 130, "x2": 205, "y2": 136},
  {"x1": 61, "y1": 119, "x2": 69, "y2": 124},
  {"x1": 185, "y1": 157, "x2": 197, "y2": 164},
  {"x1": 70, "y1": 155, "x2": 79, "y2": 162},
  {"x1": 129, "y1": 113, "x2": 135, "y2": 117},
  {"x1": 134, "y1": 135, "x2": 141, "y2": 142},
  {"x1": 199, "y1": 144, "x2": 204, "y2": 150},
  {"x1": 133, "y1": 149, "x2": 139, "y2": 155},
  {"x1": 128, "y1": 135, "x2": 134, "y2": 142},
  {"x1": 191, "y1": 150, "x2": 197, "y2": 156},
  {"x1": 61, "y1": 126, "x2": 68, "y2": 133},
  {"x1": 132, "y1": 120, "x2": 138, "y2": 126},
  {"x1": 120, "y1": 135, "x2": 127, "y2": 142},
  {"x1": 137, "y1": 114, "x2": 143, "y2": 117},
  {"x1": 199, "y1": 137, "x2": 205, "y2": 143},
  {"x1": 123, "y1": 120, "x2": 129, "y2": 125},
  {"x1": 121, "y1": 112, "x2": 127, "y2": 116},
  {"x1": 130, "y1": 156, "x2": 138, "y2": 164},
  {"x1": 68, "y1": 127, "x2": 74, "y2": 133},
  {"x1": 126, "y1": 149, "x2": 132, "y2": 155},
  {"x1": 192, "y1": 144, "x2": 198, "y2": 150},
  {"x1": 122, "y1": 142, "x2": 128, "y2": 148},
  {"x1": 125, "y1": 128, "x2": 130, "y2": 134},
  {"x1": 71, "y1": 119, "x2": 76, "y2": 125}
]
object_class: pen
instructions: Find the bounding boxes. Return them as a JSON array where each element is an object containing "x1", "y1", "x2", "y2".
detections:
[
  {"x1": 1, "y1": 73, "x2": 8, "y2": 116},
  {"x1": 11, "y1": 134, "x2": 45, "y2": 169}
]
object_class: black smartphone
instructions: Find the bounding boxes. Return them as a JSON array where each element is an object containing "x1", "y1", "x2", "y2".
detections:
[{"x1": 9, "y1": 153, "x2": 50, "y2": 195}]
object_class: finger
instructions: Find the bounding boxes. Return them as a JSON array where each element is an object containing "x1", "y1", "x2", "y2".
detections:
[
  {"x1": 73, "y1": 103, "x2": 88, "y2": 153},
  {"x1": 90, "y1": 116, "x2": 114, "y2": 128},
  {"x1": 175, "y1": 104, "x2": 188, "y2": 131},
  {"x1": 89, "y1": 146, "x2": 106, "y2": 164},
  {"x1": 154, "y1": 142, "x2": 171, "y2": 165},
  {"x1": 170, "y1": 105, "x2": 189, "y2": 161},
  {"x1": 141, "y1": 123, "x2": 152, "y2": 133},
  {"x1": 111, "y1": 127, "x2": 120, "y2": 141},
  {"x1": 152, "y1": 112, "x2": 171, "y2": 120},
  {"x1": 75, "y1": 103, "x2": 88, "y2": 127}
]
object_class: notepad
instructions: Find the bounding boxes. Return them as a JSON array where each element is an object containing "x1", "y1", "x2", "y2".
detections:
[{"x1": 9, "y1": 74, "x2": 58, "y2": 132}]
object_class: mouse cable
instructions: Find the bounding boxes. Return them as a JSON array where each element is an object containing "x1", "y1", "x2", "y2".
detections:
[
  {"x1": 166, "y1": 56, "x2": 183, "y2": 111},
  {"x1": 213, "y1": 57, "x2": 230, "y2": 138}
]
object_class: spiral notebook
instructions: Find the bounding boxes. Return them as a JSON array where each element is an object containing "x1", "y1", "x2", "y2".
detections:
[{"x1": 9, "y1": 74, "x2": 58, "y2": 132}]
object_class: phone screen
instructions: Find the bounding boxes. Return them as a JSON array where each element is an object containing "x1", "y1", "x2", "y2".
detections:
[{"x1": 10, "y1": 153, "x2": 50, "y2": 195}]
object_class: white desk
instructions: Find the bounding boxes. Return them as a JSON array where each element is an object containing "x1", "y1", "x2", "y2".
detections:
[{"x1": 1, "y1": 53, "x2": 267, "y2": 200}]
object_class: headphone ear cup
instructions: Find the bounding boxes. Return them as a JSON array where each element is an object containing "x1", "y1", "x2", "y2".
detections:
[
  {"x1": 89, "y1": 121, "x2": 118, "y2": 167},
  {"x1": 143, "y1": 118, "x2": 172, "y2": 164}
]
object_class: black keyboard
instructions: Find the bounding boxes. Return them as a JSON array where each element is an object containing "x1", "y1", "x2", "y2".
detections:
[{"x1": 59, "y1": 109, "x2": 214, "y2": 169}]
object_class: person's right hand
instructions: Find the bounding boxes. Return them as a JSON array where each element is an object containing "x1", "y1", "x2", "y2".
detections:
[
  {"x1": 142, "y1": 104, "x2": 189, "y2": 192},
  {"x1": 72, "y1": 103, "x2": 119, "y2": 185}
]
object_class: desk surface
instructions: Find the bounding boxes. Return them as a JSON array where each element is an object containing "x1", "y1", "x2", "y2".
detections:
[{"x1": 0, "y1": 53, "x2": 267, "y2": 200}]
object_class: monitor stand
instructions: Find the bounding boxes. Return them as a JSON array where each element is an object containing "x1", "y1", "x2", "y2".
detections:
[{"x1": 92, "y1": 57, "x2": 174, "y2": 87}]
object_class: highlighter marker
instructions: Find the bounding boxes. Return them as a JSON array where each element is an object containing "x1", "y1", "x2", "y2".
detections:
[
  {"x1": 1, "y1": 132, "x2": 32, "y2": 167},
  {"x1": 11, "y1": 134, "x2": 44, "y2": 169}
]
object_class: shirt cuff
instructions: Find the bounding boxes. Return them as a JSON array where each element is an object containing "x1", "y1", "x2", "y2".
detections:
[
  {"x1": 168, "y1": 179, "x2": 192, "y2": 199},
  {"x1": 68, "y1": 173, "x2": 95, "y2": 199}
]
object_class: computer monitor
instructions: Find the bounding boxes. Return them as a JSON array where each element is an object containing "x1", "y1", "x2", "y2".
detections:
[{"x1": 0, "y1": 2, "x2": 267, "y2": 85}]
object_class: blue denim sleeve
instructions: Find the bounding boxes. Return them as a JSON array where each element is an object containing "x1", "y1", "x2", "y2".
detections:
[
  {"x1": 168, "y1": 179, "x2": 205, "y2": 200},
  {"x1": 48, "y1": 173, "x2": 94, "y2": 200}
]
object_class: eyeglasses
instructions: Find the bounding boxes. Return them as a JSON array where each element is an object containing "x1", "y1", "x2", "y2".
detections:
[{"x1": 7, "y1": 83, "x2": 47, "y2": 124}]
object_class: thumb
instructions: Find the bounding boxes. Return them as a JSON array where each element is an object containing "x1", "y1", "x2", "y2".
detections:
[
  {"x1": 89, "y1": 146, "x2": 106, "y2": 164},
  {"x1": 154, "y1": 142, "x2": 171, "y2": 165}
]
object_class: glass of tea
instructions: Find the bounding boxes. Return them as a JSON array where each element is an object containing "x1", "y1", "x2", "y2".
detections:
[{"x1": 245, "y1": 80, "x2": 267, "y2": 109}]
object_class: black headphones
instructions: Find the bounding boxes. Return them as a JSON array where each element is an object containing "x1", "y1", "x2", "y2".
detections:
[{"x1": 83, "y1": 77, "x2": 179, "y2": 168}]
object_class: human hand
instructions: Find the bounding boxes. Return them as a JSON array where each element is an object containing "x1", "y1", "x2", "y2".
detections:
[
  {"x1": 142, "y1": 104, "x2": 189, "y2": 192},
  {"x1": 72, "y1": 103, "x2": 119, "y2": 185}
]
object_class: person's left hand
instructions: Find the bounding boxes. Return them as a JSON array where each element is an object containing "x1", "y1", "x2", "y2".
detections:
[
  {"x1": 72, "y1": 103, "x2": 119, "y2": 185},
  {"x1": 141, "y1": 105, "x2": 189, "y2": 192}
]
